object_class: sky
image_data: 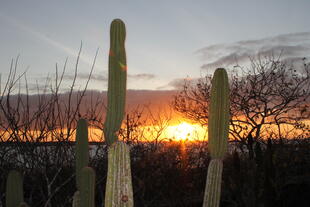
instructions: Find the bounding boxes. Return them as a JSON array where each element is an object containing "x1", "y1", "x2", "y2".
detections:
[{"x1": 0, "y1": 0, "x2": 310, "y2": 93}]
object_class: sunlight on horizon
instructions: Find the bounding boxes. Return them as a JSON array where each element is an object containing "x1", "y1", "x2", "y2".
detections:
[
  {"x1": 2, "y1": 120, "x2": 308, "y2": 143},
  {"x1": 165, "y1": 122, "x2": 207, "y2": 141}
]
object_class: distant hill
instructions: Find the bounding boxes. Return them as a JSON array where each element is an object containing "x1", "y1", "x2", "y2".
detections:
[{"x1": 0, "y1": 89, "x2": 182, "y2": 126}]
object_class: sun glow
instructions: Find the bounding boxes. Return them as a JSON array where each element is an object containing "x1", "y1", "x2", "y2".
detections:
[{"x1": 166, "y1": 122, "x2": 206, "y2": 141}]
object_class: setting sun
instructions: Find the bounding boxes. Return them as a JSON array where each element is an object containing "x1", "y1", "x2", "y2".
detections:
[
  {"x1": 166, "y1": 122, "x2": 206, "y2": 141},
  {"x1": 173, "y1": 122, "x2": 194, "y2": 141}
]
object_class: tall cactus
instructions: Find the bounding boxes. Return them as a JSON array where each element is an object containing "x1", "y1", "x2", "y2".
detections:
[
  {"x1": 72, "y1": 191, "x2": 80, "y2": 207},
  {"x1": 104, "y1": 18, "x2": 127, "y2": 146},
  {"x1": 19, "y1": 202, "x2": 29, "y2": 207},
  {"x1": 74, "y1": 118, "x2": 89, "y2": 207},
  {"x1": 104, "y1": 19, "x2": 134, "y2": 207},
  {"x1": 105, "y1": 142, "x2": 133, "y2": 207},
  {"x1": 203, "y1": 68, "x2": 230, "y2": 207},
  {"x1": 6, "y1": 170, "x2": 24, "y2": 207},
  {"x1": 80, "y1": 167, "x2": 96, "y2": 207},
  {"x1": 76, "y1": 118, "x2": 89, "y2": 190}
]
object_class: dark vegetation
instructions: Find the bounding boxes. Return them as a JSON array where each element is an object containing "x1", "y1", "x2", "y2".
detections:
[
  {"x1": 0, "y1": 55, "x2": 309, "y2": 206},
  {"x1": 1, "y1": 139, "x2": 309, "y2": 207}
]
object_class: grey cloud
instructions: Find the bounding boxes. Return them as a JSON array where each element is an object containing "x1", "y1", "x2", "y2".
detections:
[
  {"x1": 166, "y1": 78, "x2": 188, "y2": 89},
  {"x1": 63, "y1": 73, "x2": 108, "y2": 82},
  {"x1": 27, "y1": 82, "x2": 51, "y2": 93},
  {"x1": 197, "y1": 32, "x2": 310, "y2": 70},
  {"x1": 90, "y1": 74, "x2": 108, "y2": 81},
  {"x1": 63, "y1": 72, "x2": 155, "y2": 82},
  {"x1": 201, "y1": 52, "x2": 250, "y2": 70},
  {"x1": 128, "y1": 73, "x2": 156, "y2": 80},
  {"x1": 24, "y1": 72, "x2": 155, "y2": 93},
  {"x1": 158, "y1": 77, "x2": 202, "y2": 90},
  {"x1": 260, "y1": 45, "x2": 309, "y2": 57}
]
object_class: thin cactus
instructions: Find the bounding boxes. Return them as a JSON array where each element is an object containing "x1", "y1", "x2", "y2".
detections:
[
  {"x1": 6, "y1": 170, "x2": 24, "y2": 207},
  {"x1": 19, "y1": 202, "x2": 29, "y2": 207},
  {"x1": 72, "y1": 191, "x2": 80, "y2": 207},
  {"x1": 76, "y1": 118, "x2": 89, "y2": 190},
  {"x1": 203, "y1": 68, "x2": 230, "y2": 207},
  {"x1": 104, "y1": 19, "x2": 133, "y2": 207},
  {"x1": 103, "y1": 18, "x2": 127, "y2": 146},
  {"x1": 80, "y1": 167, "x2": 96, "y2": 207}
]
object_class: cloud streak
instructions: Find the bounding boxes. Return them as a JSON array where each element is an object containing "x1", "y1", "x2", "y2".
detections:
[
  {"x1": 128, "y1": 73, "x2": 155, "y2": 80},
  {"x1": 157, "y1": 77, "x2": 201, "y2": 90},
  {"x1": 196, "y1": 32, "x2": 310, "y2": 70},
  {"x1": 62, "y1": 72, "x2": 155, "y2": 82},
  {"x1": 0, "y1": 12, "x2": 98, "y2": 68}
]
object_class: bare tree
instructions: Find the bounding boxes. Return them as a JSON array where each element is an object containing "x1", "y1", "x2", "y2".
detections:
[
  {"x1": 0, "y1": 44, "x2": 100, "y2": 207},
  {"x1": 117, "y1": 105, "x2": 172, "y2": 146},
  {"x1": 174, "y1": 56, "x2": 310, "y2": 153},
  {"x1": 0, "y1": 46, "x2": 174, "y2": 206}
]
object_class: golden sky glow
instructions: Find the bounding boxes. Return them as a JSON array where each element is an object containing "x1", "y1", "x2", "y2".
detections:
[
  {"x1": 2, "y1": 119, "x2": 308, "y2": 143},
  {"x1": 164, "y1": 122, "x2": 207, "y2": 141}
]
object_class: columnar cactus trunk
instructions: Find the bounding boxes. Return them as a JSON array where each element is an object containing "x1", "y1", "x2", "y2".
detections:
[
  {"x1": 104, "y1": 18, "x2": 127, "y2": 146},
  {"x1": 6, "y1": 170, "x2": 24, "y2": 207},
  {"x1": 80, "y1": 167, "x2": 96, "y2": 207},
  {"x1": 19, "y1": 202, "x2": 29, "y2": 207},
  {"x1": 76, "y1": 119, "x2": 89, "y2": 190},
  {"x1": 74, "y1": 119, "x2": 89, "y2": 207},
  {"x1": 203, "y1": 68, "x2": 230, "y2": 207},
  {"x1": 104, "y1": 19, "x2": 133, "y2": 207},
  {"x1": 105, "y1": 142, "x2": 133, "y2": 207},
  {"x1": 72, "y1": 191, "x2": 80, "y2": 207}
]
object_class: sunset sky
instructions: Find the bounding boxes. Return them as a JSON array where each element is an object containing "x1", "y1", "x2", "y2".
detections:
[{"x1": 0, "y1": 0, "x2": 310, "y2": 92}]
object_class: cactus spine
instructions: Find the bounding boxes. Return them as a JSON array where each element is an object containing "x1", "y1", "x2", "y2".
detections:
[
  {"x1": 76, "y1": 119, "x2": 89, "y2": 190},
  {"x1": 104, "y1": 19, "x2": 134, "y2": 207},
  {"x1": 203, "y1": 68, "x2": 230, "y2": 207},
  {"x1": 80, "y1": 167, "x2": 96, "y2": 207},
  {"x1": 6, "y1": 170, "x2": 24, "y2": 207}
]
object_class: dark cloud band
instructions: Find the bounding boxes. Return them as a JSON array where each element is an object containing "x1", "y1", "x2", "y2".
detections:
[{"x1": 196, "y1": 32, "x2": 310, "y2": 70}]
